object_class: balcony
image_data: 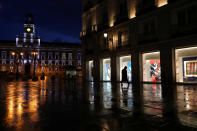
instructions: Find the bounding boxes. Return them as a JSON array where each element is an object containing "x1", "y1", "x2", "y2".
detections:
[
  {"x1": 115, "y1": 40, "x2": 130, "y2": 50},
  {"x1": 137, "y1": 32, "x2": 158, "y2": 44},
  {"x1": 170, "y1": 24, "x2": 197, "y2": 38}
]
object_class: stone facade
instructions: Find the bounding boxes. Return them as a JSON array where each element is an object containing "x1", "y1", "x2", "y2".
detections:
[
  {"x1": 81, "y1": 0, "x2": 197, "y2": 84},
  {"x1": 0, "y1": 41, "x2": 81, "y2": 76}
]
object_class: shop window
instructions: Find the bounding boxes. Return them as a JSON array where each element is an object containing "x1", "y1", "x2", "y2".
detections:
[
  {"x1": 176, "y1": 47, "x2": 197, "y2": 83},
  {"x1": 119, "y1": 56, "x2": 132, "y2": 82},
  {"x1": 88, "y1": 61, "x2": 94, "y2": 81},
  {"x1": 142, "y1": 52, "x2": 161, "y2": 82},
  {"x1": 103, "y1": 59, "x2": 111, "y2": 81}
]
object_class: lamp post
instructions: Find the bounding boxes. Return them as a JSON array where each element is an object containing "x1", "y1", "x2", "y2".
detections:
[
  {"x1": 104, "y1": 32, "x2": 108, "y2": 49},
  {"x1": 12, "y1": 51, "x2": 20, "y2": 78},
  {"x1": 104, "y1": 32, "x2": 113, "y2": 50},
  {"x1": 11, "y1": 52, "x2": 15, "y2": 73},
  {"x1": 20, "y1": 52, "x2": 24, "y2": 74},
  {"x1": 32, "y1": 51, "x2": 38, "y2": 76}
]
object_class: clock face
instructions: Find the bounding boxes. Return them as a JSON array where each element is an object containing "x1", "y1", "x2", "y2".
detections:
[
  {"x1": 26, "y1": 28, "x2": 31, "y2": 32},
  {"x1": 25, "y1": 27, "x2": 33, "y2": 33}
]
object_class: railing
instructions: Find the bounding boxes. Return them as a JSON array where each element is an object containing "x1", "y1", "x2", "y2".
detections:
[
  {"x1": 137, "y1": 32, "x2": 158, "y2": 44},
  {"x1": 170, "y1": 24, "x2": 197, "y2": 37},
  {"x1": 115, "y1": 40, "x2": 130, "y2": 50}
]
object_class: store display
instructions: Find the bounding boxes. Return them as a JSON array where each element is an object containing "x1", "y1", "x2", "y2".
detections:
[
  {"x1": 183, "y1": 57, "x2": 197, "y2": 81},
  {"x1": 127, "y1": 62, "x2": 132, "y2": 81},
  {"x1": 105, "y1": 64, "x2": 111, "y2": 80},
  {"x1": 150, "y1": 60, "x2": 161, "y2": 82}
]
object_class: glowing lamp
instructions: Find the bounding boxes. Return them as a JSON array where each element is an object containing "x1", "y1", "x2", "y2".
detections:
[
  {"x1": 104, "y1": 33, "x2": 108, "y2": 38},
  {"x1": 12, "y1": 52, "x2": 15, "y2": 56}
]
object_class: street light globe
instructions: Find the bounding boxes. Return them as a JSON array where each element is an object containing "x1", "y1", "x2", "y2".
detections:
[
  {"x1": 12, "y1": 52, "x2": 15, "y2": 56},
  {"x1": 104, "y1": 33, "x2": 108, "y2": 38}
]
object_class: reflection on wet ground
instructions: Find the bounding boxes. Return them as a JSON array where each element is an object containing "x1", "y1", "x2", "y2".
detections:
[{"x1": 0, "y1": 77, "x2": 197, "y2": 130}]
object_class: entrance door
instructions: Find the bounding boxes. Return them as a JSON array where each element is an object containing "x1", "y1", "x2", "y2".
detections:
[{"x1": 25, "y1": 63, "x2": 31, "y2": 75}]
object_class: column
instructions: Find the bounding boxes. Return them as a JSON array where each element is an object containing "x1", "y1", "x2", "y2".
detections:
[
  {"x1": 93, "y1": 56, "x2": 100, "y2": 82},
  {"x1": 131, "y1": 50, "x2": 140, "y2": 86},
  {"x1": 111, "y1": 52, "x2": 117, "y2": 83},
  {"x1": 160, "y1": 47, "x2": 175, "y2": 85}
]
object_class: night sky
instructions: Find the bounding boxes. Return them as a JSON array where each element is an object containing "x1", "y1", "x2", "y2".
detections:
[{"x1": 0, "y1": 0, "x2": 82, "y2": 43}]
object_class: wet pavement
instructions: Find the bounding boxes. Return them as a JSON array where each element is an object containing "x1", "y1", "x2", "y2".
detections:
[{"x1": 0, "y1": 77, "x2": 196, "y2": 130}]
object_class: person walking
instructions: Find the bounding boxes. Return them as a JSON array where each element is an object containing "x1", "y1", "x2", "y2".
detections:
[{"x1": 122, "y1": 66, "x2": 128, "y2": 83}]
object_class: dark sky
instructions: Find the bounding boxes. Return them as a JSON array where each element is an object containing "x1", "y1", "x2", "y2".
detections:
[{"x1": 0, "y1": 0, "x2": 82, "y2": 43}]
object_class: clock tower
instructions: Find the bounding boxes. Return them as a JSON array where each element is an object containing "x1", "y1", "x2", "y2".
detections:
[{"x1": 16, "y1": 13, "x2": 40, "y2": 48}]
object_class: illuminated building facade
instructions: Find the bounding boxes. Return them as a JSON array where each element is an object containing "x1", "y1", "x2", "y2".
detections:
[
  {"x1": 0, "y1": 15, "x2": 81, "y2": 76},
  {"x1": 81, "y1": 0, "x2": 197, "y2": 84}
]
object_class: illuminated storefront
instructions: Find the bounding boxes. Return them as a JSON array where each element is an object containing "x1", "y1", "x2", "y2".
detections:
[
  {"x1": 176, "y1": 47, "x2": 197, "y2": 83},
  {"x1": 102, "y1": 58, "x2": 111, "y2": 81},
  {"x1": 88, "y1": 61, "x2": 94, "y2": 81},
  {"x1": 142, "y1": 52, "x2": 161, "y2": 82},
  {"x1": 119, "y1": 56, "x2": 132, "y2": 82}
]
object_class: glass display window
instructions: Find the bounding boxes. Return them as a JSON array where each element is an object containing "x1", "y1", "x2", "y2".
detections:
[
  {"x1": 142, "y1": 52, "x2": 161, "y2": 82},
  {"x1": 103, "y1": 58, "x2": 111, "y2": 81},
  {"x1": 176, "y1": 47, "x2": 197, "y2": 83},
  {"x1": 119, "y1": 56, "x2": 132, "y2": 82},
  {"x1": 88, "y1": 61, "x2": 93, "y2": 81}
]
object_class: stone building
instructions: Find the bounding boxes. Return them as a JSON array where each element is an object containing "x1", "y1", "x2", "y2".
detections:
[
  {"x1": 0, "y1": 15, "x2": 81, "y2": 76},
  {"x1": 81, "y1": 0, "x2": 197, "y2": 84}
]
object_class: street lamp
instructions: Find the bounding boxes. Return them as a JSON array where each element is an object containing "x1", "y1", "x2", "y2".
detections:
[
  {"x1": 32, "y1": 51, "x2": 38, "y2": 77},
  {"x1": 12, "y1": 51, "x2": 19, "y2": 78},
  {"x1": 20, "y1": 52, "x2": 24, "y2": 56},
  {"x1": 12, "y1": 52, "x2": 15, "y2": 56},
  {"x1": 104, "y1": 33, "x2": 108, "y2": 38},
  {"x1": 104, "y1": 32, "x2": 114, "y2": 50},
  {"x1": 104, "y1": 32, "x2": 108, "y2": 49},
  {"x1": 11, "y1": 52, "x2": 15, "y2": 73}
]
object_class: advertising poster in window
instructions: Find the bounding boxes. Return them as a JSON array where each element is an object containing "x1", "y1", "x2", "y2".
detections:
[
  {"x1": 105, "y1": 64, "x2": 111, "y2": 80},
  {"x1": 127, "y1": 62, "x2": 131, "y2": 81},
  {"x1": 150, "y1": 60, "x2": 161, "y2": 82},
  {"x1": 183, "y1": 57, "x2": 197, "y2": 81}
]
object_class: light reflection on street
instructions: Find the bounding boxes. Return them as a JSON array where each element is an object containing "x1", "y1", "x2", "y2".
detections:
[
  {"x1": 143, "y1": 84, "x2": 163, "y2": 117},
  {"x1": 103, "y1": 83, "x2": 112, "y2": 109},
  {"x1": 1, "y1": 78, "x2": 197, "y2": 130},
  {"x1": 177, "y1": 85, "x2": 197, "y2": 127}
]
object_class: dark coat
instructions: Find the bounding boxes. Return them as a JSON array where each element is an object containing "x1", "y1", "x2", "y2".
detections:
[{"x1": 122, "y1": 68, "x2": 128, "y2": 82}]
